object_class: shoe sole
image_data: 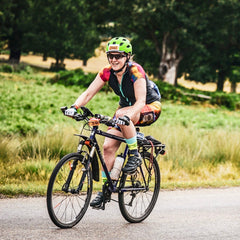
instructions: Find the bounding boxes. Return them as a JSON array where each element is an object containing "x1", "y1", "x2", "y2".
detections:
[{"x1": 122, "y1": 161, "x2": 142, "y2": 174}]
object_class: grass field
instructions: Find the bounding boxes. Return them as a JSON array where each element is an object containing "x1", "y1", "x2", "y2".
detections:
[{"x1": 0, "y1": 53, "x2": 240, "y2": 196}]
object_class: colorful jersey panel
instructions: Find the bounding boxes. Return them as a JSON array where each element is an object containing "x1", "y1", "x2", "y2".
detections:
[
  {"x1": 99, "y1": 64, "x2": 111, "y2": 82},
  {"x1": 128, "y1": 62, "x2": 145, "y2": 82},
  {"x1": 136, "y1": 101, "x2": 162, "y2": 126}
]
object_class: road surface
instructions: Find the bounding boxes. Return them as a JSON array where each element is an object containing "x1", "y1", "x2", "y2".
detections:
[{"x1": 0, "y1": 187, "x2": 239, "y2": 240}]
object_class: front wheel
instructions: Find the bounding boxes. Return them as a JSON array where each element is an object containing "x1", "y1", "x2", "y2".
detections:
[
  {"x1": 118, "y1": 152, "x2": 160, "y2": 223},
  {"x1": 46, "y1": 153, "x2": 93, "y2": 228}
]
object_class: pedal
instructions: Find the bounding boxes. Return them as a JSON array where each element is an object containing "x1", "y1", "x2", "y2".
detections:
[{"x1": 91, "y1": 205, "x2": 104, "y2": 210}]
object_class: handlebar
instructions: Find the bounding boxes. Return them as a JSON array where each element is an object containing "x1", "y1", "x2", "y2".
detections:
[{"x1": 61, "y1": 106, "x2": 130, "y2": 127}]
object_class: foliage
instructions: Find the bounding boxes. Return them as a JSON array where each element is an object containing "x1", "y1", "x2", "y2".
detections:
[
  {"x1": 209, "y1": 92, "x2": 239, "y2": 111},
  {"x1": 0, "y1": 62, "x2": 33, "y2": 73},
  {"x1": 0, "y1": 64, "x2": 13, "y2": 73},
  {"x1": 0, "y1": 0, "x2": 106, "y2": 66},
  {"x1": 0, "y1": 69, "x2": 118, "y2": 136},
  {"x1": 48, "y1": 68, "x2": 111, "y2": 92},
  {"x1": 48, "y1": 69, "x2": 240, "y2": 110},
  {"x1": 155, "y1": 81, "x2": 240, "y2": 110},
  {"x1": 107, "y1": 1, "x2": 210, "y2": 79},
  {"x1": 1, "y1": 0, "x2": 240, "y2": 92},
  {"x1": 26, "y1": 0, "x2": 102, "y2": 67},
  {"x1": 49, "y1": 69, "x2": 96, "y2": 87},
  {"x1": 1, "y1": 69, "x2": 240, "y2": 138},
  {"x1": 0, "y1": 0, "x2": 32, "y2": 62},
  {"x1": 131, "y1": 36, "x2": 160, "y2": 78},
  {"x1": 106, "y1": 0, "x2": 240, "y2": 91},
  {"x1": 183, "y1": 0, "x2": 240, "y2": 91}
]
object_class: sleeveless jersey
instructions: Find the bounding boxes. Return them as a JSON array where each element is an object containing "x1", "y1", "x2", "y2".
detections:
[{"x1": 99, "y1": 62, "x2": 160, "y2": 107}]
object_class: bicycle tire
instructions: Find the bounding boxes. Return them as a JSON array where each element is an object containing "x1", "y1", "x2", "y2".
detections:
[
  {"x1": 47, "y1": 152, "x2": 92, "y2": 228},
  {"x1": 118, "y1": 152, "x2": 160, "y2": 223}
]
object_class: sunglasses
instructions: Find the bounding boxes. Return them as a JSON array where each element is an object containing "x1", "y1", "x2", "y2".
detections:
[{"x1": 107, "y1": 53, "x2": 127, "y2": 60}]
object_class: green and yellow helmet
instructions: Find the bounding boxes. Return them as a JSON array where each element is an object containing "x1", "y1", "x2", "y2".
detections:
[{"x1": 106, "y1": 37, "x2": 132, "y2": 55}]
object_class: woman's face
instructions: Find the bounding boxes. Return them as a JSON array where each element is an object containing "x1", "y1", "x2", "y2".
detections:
[{"x1": 107, "y1": 52, "x2": 127, "y2": 72}]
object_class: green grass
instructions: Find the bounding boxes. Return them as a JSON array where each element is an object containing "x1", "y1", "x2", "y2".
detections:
[
  {"x1": 0, "y1": 69, "x2": 240, "y2": 196},
  {"x1": 0, "y1": 73, "x2": 117, "y2": 136}
]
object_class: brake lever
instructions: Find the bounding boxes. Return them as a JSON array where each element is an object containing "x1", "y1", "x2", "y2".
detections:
[
  {"x1": 74, "y1": 114, "x2": 84, "y2": 121},
  {"x1": 81, "y1": 107, "x2": 94, "y2": 117}
]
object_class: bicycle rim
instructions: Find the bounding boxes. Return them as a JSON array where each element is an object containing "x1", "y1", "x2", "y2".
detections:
[
  {"x1": 118, "y1": 152, "x2": 160, "y2": 223},
  {"x1": 47, "y1": 153, "x2": 92, "y2": 228}
]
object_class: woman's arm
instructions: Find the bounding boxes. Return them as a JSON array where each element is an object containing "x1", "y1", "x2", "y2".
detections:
[{"x1": 74, "y1": 73, "x2": 105, "y2": 108}]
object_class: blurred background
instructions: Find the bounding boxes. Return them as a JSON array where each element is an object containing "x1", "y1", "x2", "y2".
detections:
[{"x1": 0, "y1": 0, "x2": 240, "y2": 196}]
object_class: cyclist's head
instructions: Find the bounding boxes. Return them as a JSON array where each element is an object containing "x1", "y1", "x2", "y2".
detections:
[{"x1": 106, "y1": 37, "x2": 132, "y2": 55}]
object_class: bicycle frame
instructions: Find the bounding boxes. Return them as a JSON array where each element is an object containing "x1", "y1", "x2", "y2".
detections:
[{"x1": 76, "y1": 125, "x2": 148, "y2": 193}]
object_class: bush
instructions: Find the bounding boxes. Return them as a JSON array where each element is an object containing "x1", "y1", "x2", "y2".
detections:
[
  {"x1": 155, "y1": 81, "x2": 240, "y2": 110},
  {"x1": 0, "y1": 63, "x2": 33, "y2": 74},
  {"x1": 210, "y1": 92, "x2": 238, "y2": 110},
  {"x1": 50, "y1": 68, "x2": 96, "y2": 87},
  {"x1": 49, "y1": 68, "x2": 111, "y2": 92},
  {"x1": 0, "y1": 64, "x2": 13, "y2": 73}
]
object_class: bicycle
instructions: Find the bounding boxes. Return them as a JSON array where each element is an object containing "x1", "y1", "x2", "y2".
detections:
[{"x1": 46, "y1": 106, "x2": 166, "y2": 228}]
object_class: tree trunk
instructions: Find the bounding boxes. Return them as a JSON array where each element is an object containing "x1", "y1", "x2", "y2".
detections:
[
  {"x1": 217, "y1": 69, "x2": 226, "y2": 91},
  {"x1": 9, "y1": 49, "x2": 21, "y2": 63},
  {"x1": 163, "y1": 63, "x2": 177, "y2": 85},
  {"x1": 50, "y1": 58, "x2": 65, "y2": 70},
  {"x1": 159, "y1": 33, "x2": 182, "y2": 85},
  {"x1": 83, "y1": 59, "x2": 87, "y2": 66},
  {"x1": 8, "y1": 32, "x2": 22, "y2": 64},
  {"x1": 231, "y1": 81, "x2": 236, "y2": 93},
  {"x1": 43, "y1": 52, "x2": 47, "y2": 61}
]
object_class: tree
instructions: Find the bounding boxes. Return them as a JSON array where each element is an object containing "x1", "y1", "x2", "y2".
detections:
[
  {"x1": 184, "y1": 0, "x2": 240, "y2": 92},
  {"x1": 108, "y1": 0, "x2": 208, "y2": 85},
  {"x1": 26, "y1": 0, "x2": 102, "y2": 69},
  {"x1": 1, "y1": 0, "x2": 106, "y2": 68},
  {"x1": 108, "y1": 0, "x2": 240, "y2": 91},
  {"x1": 0, "y1": 0, "x2": 32, "y2": 63}
]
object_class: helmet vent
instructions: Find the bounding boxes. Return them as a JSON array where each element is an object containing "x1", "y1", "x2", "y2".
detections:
[{"x1": 106, "y1": 37, "x2": 132, "y2": 54}]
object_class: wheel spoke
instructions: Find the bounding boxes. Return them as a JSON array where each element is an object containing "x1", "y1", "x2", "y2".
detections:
[
  {"x1": 47, "y1": 153, "x2": 92, "y2": 228},
  {"x1": 118, "y1": 152, "x2": 160, "y2": 223}
]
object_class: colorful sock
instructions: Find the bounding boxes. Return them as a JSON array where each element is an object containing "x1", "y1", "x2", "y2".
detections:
[
  {"x1": 102, "y1": 171, "x2": 111, "y2": 185},
  {"x1": 102, "y1": 171, "x2": 107, "y2": 185},
  {"x1": 125, "y1": 136, "x2": 138, "y2": 155}
]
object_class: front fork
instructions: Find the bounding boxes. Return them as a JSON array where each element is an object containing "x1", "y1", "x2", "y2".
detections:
[{"x1": 62, "y1": 141, "x2": 94, "y2": 193}]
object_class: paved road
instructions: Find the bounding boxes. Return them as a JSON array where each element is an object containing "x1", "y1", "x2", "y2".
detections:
[{"x1": 0, "y1": 187, "x2": 240, "y2": 240}]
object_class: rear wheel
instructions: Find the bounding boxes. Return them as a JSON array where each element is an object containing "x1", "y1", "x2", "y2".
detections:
[
  {"x1": 47, "y1": 153, "x2": 92, "y2": 228},
  {"x1": 118, "y1": 152, "x2": 160, "y2": 223}
]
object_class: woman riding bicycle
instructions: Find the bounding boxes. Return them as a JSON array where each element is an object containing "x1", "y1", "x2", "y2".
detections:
[{"x1": 67, "y1": 37, "x2": 161, "y2": 207}]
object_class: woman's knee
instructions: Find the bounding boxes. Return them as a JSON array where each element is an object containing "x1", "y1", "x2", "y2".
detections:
[{"x1": 103, "y1": 141, "x2": 112, "y2": 153}]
